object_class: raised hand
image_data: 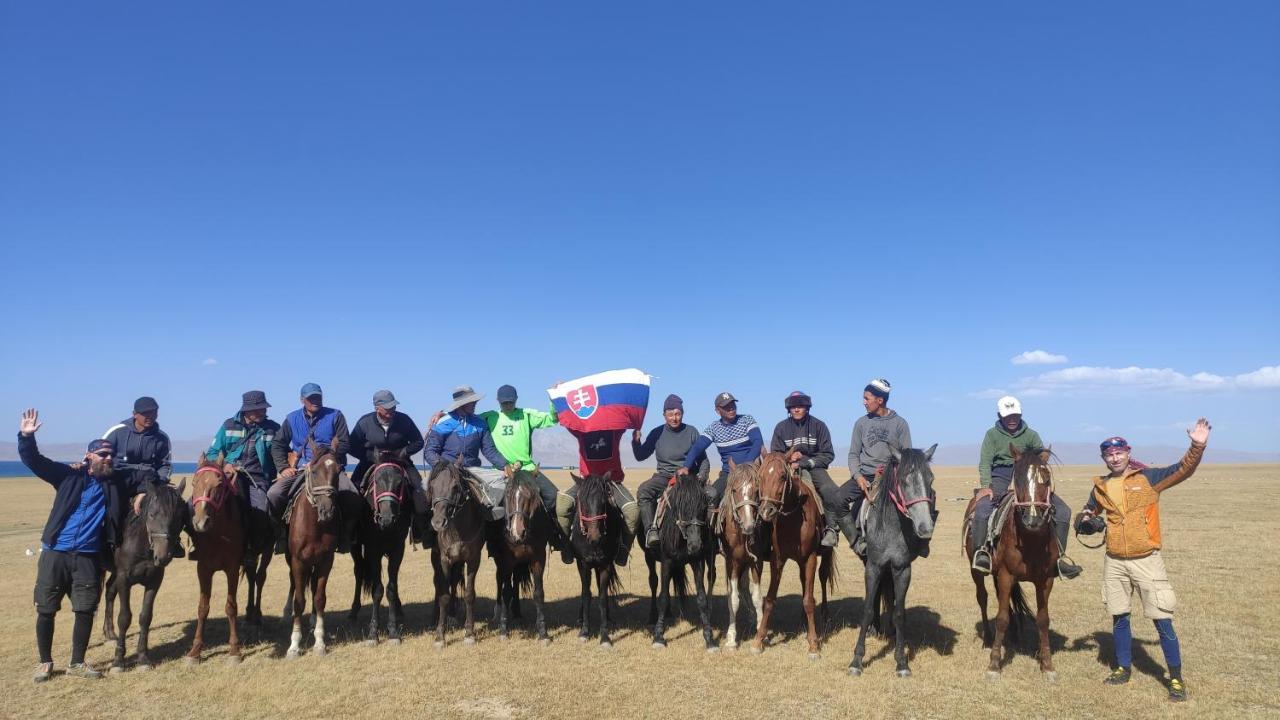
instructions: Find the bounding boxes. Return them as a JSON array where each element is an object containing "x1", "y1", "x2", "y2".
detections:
[
  {"x1": 1187, "y1": 417, "x2": 1212, "y2": 445},
  {"x1": 20, "y1": 408, "x2": 41, "y2": 436}
]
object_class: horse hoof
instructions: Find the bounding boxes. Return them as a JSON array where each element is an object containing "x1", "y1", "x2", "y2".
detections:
[
  {"x1": 808, "y1": 652, "x2": 821, "y2": 662},
  {"x1": 184, "y1": 656, "x2": 201, "y2": 667},
  {"x1": 651, "y1": 641, "x2": 666, "y2": 649},
  {"x1": 463, "y1": 636, "x2": 476, "y2": 646},
  {"x1": 387, "y1": 638, "x2": 401, "y2": 646},
  {"x1": 724, "y1": 641, "x2": 737, "y2": 651},
  {"x1": 364, "y1": 639, "x2": 377, "y2": 647},
  {"x1": 540, "y1": 637, "x2": 551, "y2": 647},
  {"x1": 847, "y1": 666, "x2": 862, "y2": 677},
  {"x1": 896, "y1": 668, "x2": 911, "y2": 678},
  {"x1": 285, "y1": 650, "x2": 299, "y2": 660},
  {"x1": 750, "y1": 645, "x2": 762, "y2": 655},
  {"x1": 110, "y1": 665, "x2": 126, "y2": 674},
  {"x1": 600, "y1": 640, "x2": 612, "y2": 649},
  {"x1": 312, "y1": 646, "x2": 327, "y2": 657},
  {"x1": 227, "y1": 655, "x2": 242, "y2": 666},
  {"x1": 706, "y1": 646, "x2": 720, "y2": 654},
  {"x1": 578, "y1": 635, "x2": 589, "y2": 643},
  {"x1": 1045, "y1": 671, "x2": 1059, "y2": 682},
  {"x1": 135, "y1": 663, "x2": 153, "y2": 673},
  {"x1": 986, "y1": 670, "x2": 1001, "y2": 680}
]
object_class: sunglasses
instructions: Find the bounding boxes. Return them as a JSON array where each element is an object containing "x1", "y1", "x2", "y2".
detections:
[
  {"x1": 1099, "y1": 437, "x2": 1130, "y2": 451},
  {"x1": 91, "y1": 451, "x2": 114, "y2": 459}
]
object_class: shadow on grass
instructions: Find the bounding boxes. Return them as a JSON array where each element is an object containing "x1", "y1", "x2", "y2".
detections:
[{"x1": 1071, "y1": 630, "x2": 1168, "y2": 682}]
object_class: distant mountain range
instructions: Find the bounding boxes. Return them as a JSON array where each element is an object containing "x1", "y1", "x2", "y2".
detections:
[{"x1": 5, "y1": 431, "x2": 1277, "y2": 467}]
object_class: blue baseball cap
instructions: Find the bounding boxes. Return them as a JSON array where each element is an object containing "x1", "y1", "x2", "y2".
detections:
[
  {"x1": 300, "y1": 383, "x2": 323, "y2": 398},
  {"x1": 87, "y1": 438, "x2": 114, "y2": 454}
]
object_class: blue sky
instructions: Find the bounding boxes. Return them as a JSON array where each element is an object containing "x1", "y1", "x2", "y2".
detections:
[{"x1": 2, "y1": 2, "x2": 1277, "y2": 455}]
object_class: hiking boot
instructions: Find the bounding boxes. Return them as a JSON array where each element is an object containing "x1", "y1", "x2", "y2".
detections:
[
  {"x1": 971, "y1": 547, "x2": 993, "y2": 574},
  {"x1": 1104, "y1": 666, "x2": 1132, "y2": 685},
  {"x1": 821, "y1": 527, "x2": 839, "y2": 548},
  {"x1": 645, "y1": 528, "x2": 660, "y2": 549},
  {"x1": 33, "y1": 662, "x2": 53, "y2": 684},
  {"x1": 1057, "y1": 557, "x2": 1083, "y2": 580},
  {"x1": 1168, "y1": 677, "x2": 1187, "y2": 702},
  {"x1": 561, "y1": 545, "x2": 574, "y2": 565},
  {"x1": 489, "y1": 505, "x2": 506, "y2": 522},
  {"x1": 65, "y1": 663, "x2": 103, "y2": 680}
]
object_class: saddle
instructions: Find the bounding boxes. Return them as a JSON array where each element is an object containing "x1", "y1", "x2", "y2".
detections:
[{"x1": 960, "y1": 490, "x2": 1016, "y2": 556}]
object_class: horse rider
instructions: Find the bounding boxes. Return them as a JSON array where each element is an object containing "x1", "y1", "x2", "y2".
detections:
[
  {"x1": 1075, "y1": 420, "x2": 1211, "y2": 702},
  {"x1": 770, "y1": 391, "x2": 847, "y2": 548},
  {"x1": 267, "y1": 383, "x2": 361, "y2": 551},
  {"x1": 678, "y1": 392, "x2": 763, "y2": 521},
  {"x1": 105, "y1": 396, "x2": 180, "y2": 557},
  {"x1": 21, "y1": 408, "x2": 140, "y2": 682},
  {"x1": 970, "y1": 396, "x2": 1082, "y2": 579},
  {"x1": 349, "y1": 389, "x2": 427, "y2": 518},
  {"x1": 845, "y1": 378, "x2": 914, "y2": 557},
  {"x1": 196, "y1": 390, "x2": 280, "y2": 559},
  {"x1": 478, "y1": 384, "x2": 564, "y2": 547},
  {"x1": 634, "y1": 394, "x2": 710, "y2": 549},
  {"x1": 423, "y1": 385, "x2": 515, "y2": 522}
]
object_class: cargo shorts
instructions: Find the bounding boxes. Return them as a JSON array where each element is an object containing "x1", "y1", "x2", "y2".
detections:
[
  {"x1": 1102, "y1": 550, "x2": 1177, "y2": 620},
  {"x1": 34, "y1": 549, "x2": 104, "y2": 615}
]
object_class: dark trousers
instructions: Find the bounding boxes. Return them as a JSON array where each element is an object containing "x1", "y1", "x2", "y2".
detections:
[
  {"x1": 808, "y1": 467, "x2": 845, "y2": 528},
  {"x1": 841, "y1": 473, "x2": 873, "y2": 521},
  {"x1": 34, "y1": 549, "x2": 103, "y2": 615},
  {"x1": 638, "y1": 472, "x2": 673, "y2": 531}
]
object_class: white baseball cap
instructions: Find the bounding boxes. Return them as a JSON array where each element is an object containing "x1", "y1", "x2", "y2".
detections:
[{"x1": 997, "y1": 396, "x2": 1022, "y2": 418}]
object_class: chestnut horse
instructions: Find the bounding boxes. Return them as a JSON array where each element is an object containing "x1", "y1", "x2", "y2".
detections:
[
  {"x1": 284, "y1": 443, "x2": 341, "y2": 659},
  {"x1": 753, "y1": 450, "x2": 836, "y2": 659},
  {"x1": 964, "y1": 446, "x2": 1059, "y2": 679},
  {"x1": 719, "y1": 459, "x2": 765, "y2": 650},
  {"x1": 185, "y1": 457, "x2": 245, "y2": 665}
]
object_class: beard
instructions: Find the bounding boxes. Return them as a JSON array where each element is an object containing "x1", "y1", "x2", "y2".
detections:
[{"x1": 89, "y1": 457, "x2": 115, "y2": 478}]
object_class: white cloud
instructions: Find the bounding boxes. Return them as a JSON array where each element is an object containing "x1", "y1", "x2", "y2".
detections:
[
  {"x1": 1011, "y1": 350, "x2": 1068, "y2": 365},
  {"x1": 1015, "y1": 364, "x2": 1278, "y2": 395},
  {"x1": 202, "y1": 358, "x2": 218, "y2": 366},
  {"x1": 1236, "y1": 366, "x2": 1280, "y2": 388}
]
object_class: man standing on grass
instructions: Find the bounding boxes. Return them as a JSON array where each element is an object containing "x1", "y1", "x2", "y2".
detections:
[
  {"x1": 21, "y1": 409, "x2": 138, "y2": 683},
  {"x1": 1075, "y1": 419, "x2": 1210, "y2": 702}
]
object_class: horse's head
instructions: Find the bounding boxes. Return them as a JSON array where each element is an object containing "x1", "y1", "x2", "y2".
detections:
[
  {"x1": 757, "y1": 451, "x2": 794, "y2": 522},
  {"x1": 428, "y1": 458, "x2": 471, "y2": 533},
  {"x1": 504, "y1": 469, "x2": 541, "y2": 544},
  {"x1": 726, "y1": 459, "x2": 761, "y2": 536},
  {"x1": 140, "y1": 474, "x2": 186, "y2": 567},
  {"x1": 1011, "y1": 445, "x2": 1054, "y2": 532},
  {"x1": 661, "y1": 473, "x2": 708, "y2": 556},
  {"x1": 887, "y1": 444, "x2": 937, "y2": 540},
  {"x1": 307, "y1": 444, "x2": 342, "y2": 523},
  {"x1": 191, "y1": 455, "x2": 230, "y2": 533},
  {"x1": 571, "y1": 471, "x2": 612, "y2": 562},
  {"x1": 367, "y1": 449, "x2": 410, "y2": 530}
]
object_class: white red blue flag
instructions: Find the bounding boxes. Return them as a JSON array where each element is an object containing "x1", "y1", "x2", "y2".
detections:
[{"x1": 548, "y1": 368, "x2": 650, "y2": 433}]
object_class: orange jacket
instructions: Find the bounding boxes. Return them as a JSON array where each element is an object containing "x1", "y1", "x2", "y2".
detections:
[{"x1": 1085, "y1": 441, "x2": 1206, "y2": 559}]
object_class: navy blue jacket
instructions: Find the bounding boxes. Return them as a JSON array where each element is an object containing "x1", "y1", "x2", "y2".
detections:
[
  {"x1": 424, "y1": 412, "x2": 508, "y2": 468},
  {"x1": 20, "y1": 433, "x2": 138, "y2": 550},
  {"x1": 103, "y1": 418, "x2": 173, "y2": 482}
]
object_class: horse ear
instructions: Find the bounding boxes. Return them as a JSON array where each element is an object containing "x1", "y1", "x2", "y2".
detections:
[
  {"x1": 453, "y1": 455, "x2": 466, "y2": 469},
  {"x1": 753, "y1": 454, "x2": 763, "y2": 466},
  {"x1": 602, "y1": 470, "x2": 613, "y2": 482},
  {"x1": 924, "y1": 443, "x2": 937, "y2": 462},
  {"x1": 728, "y1": 457, "x2": 737, "y2": 470},
  {"x1": 1009, "y1": 443, "x2": 1023, "y2": 461},
  {"x1": 888, "y1": 444, "x2": 902, "y2": 463},
  {"x1": 175, "y1": 478, "x2": 187, "y2": 497},
  {"x1": 1038, "y1": 449, "x2": 1051, "y2": 464},
  {"x1": 570, "y1": 473, "x2": 583, "y2": 484}
]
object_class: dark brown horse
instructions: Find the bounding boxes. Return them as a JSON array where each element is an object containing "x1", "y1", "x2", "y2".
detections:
[
  {"x1": 349, "y1": 449, "x2": 412, "y2": 646},
  {"x1": 964, "y1": 446, "x2": 1059, "y2": 679},
  {"x1": 719, "y1": 459, "x2": 765, "y2": 649},
  {"x1": 284, "y1": 443, "x2": 341, "y2": 659},
  {"x1": 490, "y1": 469, "x2": 551, "y2": 643},
  {"x1": 185, "y1": 457, "x2": 245, "y2": 665},
  {"x1": 428, "y1": 458, "x2": 487, "y2": 647},
  {"x1": 643, "y1": 472, "x2": 716, "y2": 651},
  {"x1": 753, "y1": 451, "x2": 835, "y2": 658},
  {"x1": 569, "y1": 472, "x2": 623, "y2": 646},
  {"x1": 103, "y1": 473, "x2": 186, "y2": 672}
]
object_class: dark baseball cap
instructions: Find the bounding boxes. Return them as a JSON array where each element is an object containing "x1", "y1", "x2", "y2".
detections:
[
  {"x1": 714, "y1": 392, "x2": 737, "y2": 408},
  {"x1": 373, "y1": 389, "x2": 399, "y2": 409},
  {"x1": 133, "y1": 396, "x2": 159, "y2": 413},
  {"x1": 300, "y1": 383, "x2": 323, "y2": 398},
  {"x1": 496, "y1": 385, "x2": 518, "y2": 403},
  {"x1": 87, "y1": 438, "x2": 114, "y2": 454}
]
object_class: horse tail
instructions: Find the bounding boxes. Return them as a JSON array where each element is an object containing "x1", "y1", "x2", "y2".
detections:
[
  {"x1": 669, "y1": 562, "x2": 688, "y2": 603},
  {"x1": 512, "y1": 562, "x2": 533, "y2": 596},
  {"x1": 873, "y1": 567, "x2": 894, "y2": 637},
  {"x1": 818, "y1": 547, "x2": 838, "y2": 595},
  {"x1": 1008, "y1": 582, "x2": 1033, "y2": 642},
  {"x1": 606, "y1": 564, "x2": 623, "y2": 596}
]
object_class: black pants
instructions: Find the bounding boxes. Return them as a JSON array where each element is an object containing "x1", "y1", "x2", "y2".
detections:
[
  {"x1": 840, "y1": 473, "x2": 873, "y2": 521},
  {"x1": 807, "y1": 467, "x2": 845, "y2": 528},
  {"x1": 34, "y1": 548, "x2": 103, "y2": 665}
]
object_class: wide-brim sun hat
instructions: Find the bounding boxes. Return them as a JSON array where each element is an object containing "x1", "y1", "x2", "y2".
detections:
[{"x1": 447, "y1": 385, "x2": 484, "y2": 412}]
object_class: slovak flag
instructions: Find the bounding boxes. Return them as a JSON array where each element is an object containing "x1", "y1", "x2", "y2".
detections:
[{"x1": 548, "y1": 368, "x2": 650, "y2": 433}]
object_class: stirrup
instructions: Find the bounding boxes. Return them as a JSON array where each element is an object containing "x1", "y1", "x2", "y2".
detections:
[
  {"x1": 645, "y1": 527, "x2": 660, "y2": 548},
  {"x1": 971, "y1": 548, "x2": 992, "y2": 574},
  {"x1": 820, "y1": 527, "x2": 839, "y2": 547}
]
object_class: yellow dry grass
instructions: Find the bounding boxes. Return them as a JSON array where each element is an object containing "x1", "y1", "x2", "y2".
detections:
[{"x1": 2, "y1": 465, "x2": 1278, "y2": 719}]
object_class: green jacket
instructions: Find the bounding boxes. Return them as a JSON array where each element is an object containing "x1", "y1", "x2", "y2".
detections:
[
  {"x1": 205, "y1": 414, "x2": 280, "y2": 481},
  {"x1": 480, "y1": 405, "x2": 558, "y2": 469},
  {"x1": 978, "y1": 419, "x2": 1044, "y2": 487}
]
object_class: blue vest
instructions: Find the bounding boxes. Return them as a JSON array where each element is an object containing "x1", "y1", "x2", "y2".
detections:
[{"x1": 287, "y1": 407, "x2": 337, "y2": 467}]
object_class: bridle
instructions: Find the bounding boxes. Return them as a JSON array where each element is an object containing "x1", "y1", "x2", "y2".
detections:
[
  {"x1": 137, "y1": 488, "x2": 176, "y2": 552},
  {"x1": 885, "y1": 462, "x2": 932, "y2": 517},
  {"x1": 759, "y1": 454, "x2": 798, "y2": 518},
  {"x1": 1010, "y1": 458, "x2": 1053, "y2": 518},
  {"x1": 366, "y1": 462, "x2": 407, "y2": 524},
  {"x1": 728, "y1": 468, "x2": 760, "y2": 529},
  {"x1": 192, "y1": 465, "x2": 235, "y2": 515}
]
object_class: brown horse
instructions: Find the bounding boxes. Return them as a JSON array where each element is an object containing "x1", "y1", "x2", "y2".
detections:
[
  {"x1": 753, "y1": 450, "x2": 836, "y2": 658},
  {"x1": 284, "y1": 443, "x2": 341, "y2": 659},
  {"x1": 185, "y1": 457, "x2": 245, "y2": 665},
  {"x1": 428, "y1": 458, "x2": 487, "y2": 647},
  {"x1": 719, "y1": 459, "x2": 765, "y2": 650},
  {"x1": 964, "y1": 446, "x2": 1059, "y2": 679},
  {"x1": 236, "y1": 467, "x2": 277, "y2": 633},
  {"x1": 490, "y1": 469, "x2": 551, "y2": 643}
]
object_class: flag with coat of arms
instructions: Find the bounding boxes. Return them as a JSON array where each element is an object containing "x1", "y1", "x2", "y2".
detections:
[{"x1": 548, "y1": 368, "x2": 650, "y2": 433}]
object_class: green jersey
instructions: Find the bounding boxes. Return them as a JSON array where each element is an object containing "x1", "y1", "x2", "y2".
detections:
[{"x1": 480, "y1": 405, "x2": 559, "y2": 469}]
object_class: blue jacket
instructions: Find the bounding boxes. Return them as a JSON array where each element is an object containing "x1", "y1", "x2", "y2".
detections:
[
  {"x1": 103, "y1": 418, "x2": 173, "y2": 482},
  {"x1": 20, "y1": 433, "x2": 138, "y2": 551},
  {"x1": 424, "y1": 412, "x2": 508, "y2": 468},
  {"x1": 206, "y1": 414, "x2": 280, "y2": 481},
  {"x1": 270, "y1": 407, "x2": 350, "y2": 470}
]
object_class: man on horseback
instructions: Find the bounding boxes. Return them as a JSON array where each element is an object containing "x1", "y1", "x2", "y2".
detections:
[
  {"x1": 20, "y1": 409, "x2": 139, "y2": 682},
  {"x1": 770, "y1": 391, "x2": 846, "y2": 548},
  {"x1": 634, "y1": 394, "x2": 709, "y2": 550},
  {"x1": 349, "y1": 389, "x2": 427, "y2": 520},
  {"x1": 678, "y1": 392, "x2": 763, "y2": 522},
  {"x1": 970, "y1": 396, "x2": 1082, "y2": 579},
  {"x1": 267, "y1": 383, "x2": 360, "y2": 551},
  {"x1": 108, "y1": 397, "x2": 182, "y2": 559},
  {"x1": 423, "y1": 385, "x2": 514, "y2": 522},
  {"x1": 1075, "y1": 420, "x2": 1210, "y2": 702},
  {"x1": 197, "y1": 390, "x2": 279, "y2": 559},
  {"x1": 845, "y1": 379, "x2": 914, "y2": 557},
  {"x1": 478, "y1": 385, "x2": 563, "y2": 543}
]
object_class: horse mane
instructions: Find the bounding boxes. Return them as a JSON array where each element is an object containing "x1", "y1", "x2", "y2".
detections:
[
  {"x1": 576, "y1": 472, "x2": 610, "y2": 512},
  {"x1": 659, "y1": 473, "x2": 707, "y2": 548}
]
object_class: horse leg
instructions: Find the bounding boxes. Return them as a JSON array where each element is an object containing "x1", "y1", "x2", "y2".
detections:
[
  {"x1": 801, "y1": 554, "x2": 820, "y2": 659},
  {"x1": 225, "y1": 564, "x2": 242, "y2": 663},
  {"x1": 849, "y1": 562, "x2": 883, "y2": 676},
  {"x1": 749, "y1": 561, "x2": 763, "y2": 637},
  {"x1": 974, "y1": 570, "x2": 992, "y2": 648},
  {"x1": 1036, "y1": 578, "x2": 1056, "y2": 679},
  {"x1": 349, "y1": 544, "x2": 363, "y2": 624},
  {"x1": 281, "y1": 553, "x2": 294, "y2": 622},
  {"x1": 987, "y1": 570, "x2": 1014, "y2": 677},
  {"x1": 725, "y1": 558, "x2": 740, "y2": 649},
  {"x1": 287, "y1": 564, "x2": 306, "y2": 659},
  {"x1": 462, "y1": 557, "x2": 479, "y2": 645},
  {"x1": 186, "y1": 566, "x2": 211, "y2": 661},
  {"x1": 387, "y1": 542, "x2": 405, "y2": 644},
  {"x1": 254, "y1": 550, "x2": 272, "y2": 625},
  {"x1": 892, "y1": 565, "x2": 912, "y2": 677},
  {"x1": 653, "y1": 559, "x2": 671, "y2": 647},
  {"x1": 496, "y1": 565, "x2": 511, "y2": 640},
  {"x1": 596, "y1": 567, "x2": 613, "y2": 647},
  {"x1": 136, "y1": 582, "x2": 159, "y2": 670},
  {"x1": 646, "y1": 552, "x2": 659, "y2": 627},
  {"x1": 694, "y1": 558, "x2": 715, "y2": 652},
  {"x1": 431, "y1": 552, "x2": 448, "y2": 647},
  {"x1": 576, "y1": 560, "x2": 592, "y2": 641},
  {"x1": 532, "y1": 557, "x2": 549, "y2": 644},
  {"x1": 367, "y1": 550, "x2": 385, "y2": 645},
  {"x1": 111, "y1": 580, "x2": 131, "y2": 672},
  {"x1": 753, "y1": 557, "x2": 783, "y2": 654},
  {"x1": 312, "y1": 564, "x2": 330, "y2": 657},
  {"x1": 102, "y1": 571, "x2": 118, "y2": 641}
]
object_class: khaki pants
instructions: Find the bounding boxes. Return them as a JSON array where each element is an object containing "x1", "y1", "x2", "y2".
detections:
[{"x1": 1102, "y1": 551, "x2": 1177, "y2": 620}]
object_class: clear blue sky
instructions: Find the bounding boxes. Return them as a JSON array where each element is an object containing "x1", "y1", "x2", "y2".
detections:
[{"x1": 2, "y1": 2, "x2": 1277, "y2": 456}]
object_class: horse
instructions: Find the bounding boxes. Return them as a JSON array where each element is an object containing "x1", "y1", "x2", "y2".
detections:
[
  {"x1": 348, "y1": 449, "x2": 412, "y2": 646},
  {"x1": 719, "y1": 458, "x2": 766, "y2": 649},
  {"x1": 185, "y1": 456, "x2": 246, "y2": 665},
  {"x1": 103, "y1": 474, "x2": 187, "y2": 672},
  {"x1": 427, "y1": 458, "x2": 487, "y2": 647},
  {"x1": 490, "y1": 469, "x2": 551, "y2": 643},
  {"x1": 964, "y1": 446, "x2": 1059, "y2": 679},
  {"x1": 643, "y1": 472, "x2": 717, "y2": 651},
  {"x1": 283, "y1": 443, "x2": 341, "y2": 659},
  {"x1": 848, "y1": 444, "x2": 938, "y2": 678},
  {"x1": 753, "y1": 450, "x2": 836, "y2": 659},
  {"x1": 569, "y1": 471, "x2": 623, "y2": 647},
  {"x1": 236, "y1": 467, "x2": 277, "y2": 633}
]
